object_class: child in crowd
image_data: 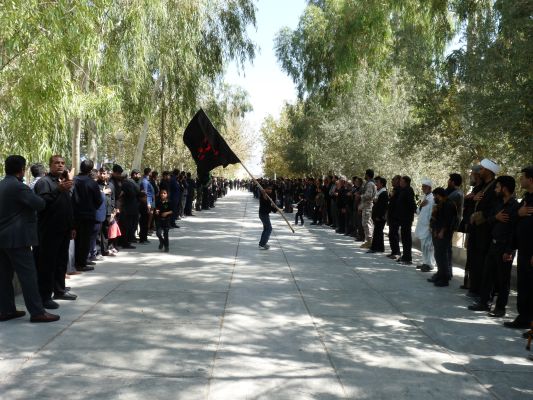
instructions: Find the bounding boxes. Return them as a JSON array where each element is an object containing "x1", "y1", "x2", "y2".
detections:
[
  {"x1": 155, "y1": 188, "x2": 172, "y2": 252},
  {"x1": 294, "y1": 193, "x2": 306, "y2": 226}
]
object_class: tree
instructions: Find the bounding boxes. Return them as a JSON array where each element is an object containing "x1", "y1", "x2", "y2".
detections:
[
  {"x1": 267, "y1": 0, "x2": 532, "y2": 185},
  {"x1": 0, "y1": 0, "x2": 257, "y2": 175}
]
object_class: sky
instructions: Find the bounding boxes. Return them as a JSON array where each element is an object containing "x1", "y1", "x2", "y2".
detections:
[{"x1": 224, "y1": 0, "x2": 307, "y2": 175}]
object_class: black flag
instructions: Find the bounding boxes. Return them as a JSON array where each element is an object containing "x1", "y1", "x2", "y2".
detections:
[{"x1": 183, "y1": 109, "x2": 241, "y2": 174}]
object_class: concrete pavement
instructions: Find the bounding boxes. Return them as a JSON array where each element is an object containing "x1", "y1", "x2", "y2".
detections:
[{"x1": 0, "y1": 191, "x2": 531, "y2": 399}]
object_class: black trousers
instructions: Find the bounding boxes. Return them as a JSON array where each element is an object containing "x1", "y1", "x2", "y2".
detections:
[
  {"x1": 0, "y1": 247, "x2": 44, "y2": 316},
  {"x1": 371, "y1": 219, "x2": 386, "y2": 252},
  {"x1": 184, "y1": 196, "x2": 194, "y2": 216},
  {"x1": 434, "y1": 235, "x2": 452, "y2": 281},
  {"x1": 156, "y1": 220, "x2": 170, "y2": 248},
  {"x1": 99, "y1": 218, "x2": 109, "y2": 255},
  {"x1": 295, "y1": 210, "x2": 304, "y2": 224},
  {"x1": 74, "y1": 219, "x2": 94, "y2": 269},
  {"x1": 202, "y1": 189, "x2": 210, "y2": 209},
  {"x1": 336, "y1": 210, "x2": 346, "y2": 233},
  {"x1": 447, "y1": 240, "x2": 454, "y2": 277},
  {"x1": 469, "y1": 226, "x2": 491, "y2": 295},
  {"x1": 37, "y1": 230, "x2": 70, "y2": 300},
  {"x1": 313, "y1": 206, "x2": 322, "y2": 224},
  {"x1": 479, "y1": 242, "x2": 512, "y2": 309},
  {"x1": 139, "y1": 209, "x2": 149, "y2": 242},
  {"x1": 463, "y1": 230, "x2": 475, "y2": 288},
  {"x1": 400, "y1": 221, "x2": 413, "y2": 261},
  {"x1": 119, "y1": 213, "x2": 138, "y2": 244},
  {"x1": 326, "y1": 198, "x2": 332, "y2": 225},
  {"x1": 388, "y1": 222, "x2": 401, "y2": 255},
  {"x1": 517, "y1": 249, "x2": 533, "y2": 323}
]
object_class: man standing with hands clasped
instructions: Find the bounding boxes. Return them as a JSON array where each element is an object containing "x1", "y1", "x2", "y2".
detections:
[
  {"x1": 415, "y1": 179, "x2": 435, "y2": 272},
  {"x1": 504, "y1": 166, "x2": 533, "y2": 330},
  {"x1": 0, "y1": 155, "x2": 59, "y2": 323},
  {"x1": 468, "y1": 176, "x2": 519, "y2": 315},
  {"x1": 34, "y1": 155, "x2": 77, "y2": 310},
  {"x1": 428, "y1": 188, "x2": 456, "y2": 287}
]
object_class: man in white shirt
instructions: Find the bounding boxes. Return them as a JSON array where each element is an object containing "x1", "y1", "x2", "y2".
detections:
[{"x1": 415, "y1": 179, "x2": 435, "y2": 272}]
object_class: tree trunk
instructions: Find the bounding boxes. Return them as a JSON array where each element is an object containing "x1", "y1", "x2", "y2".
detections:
[
  {"x1": 71, "y1": 117, "x2": 82, "y2": 174},
  {"x1": 71, "y1": 62, "x2": 89, "y2": 174},
  {"x1": 132, "y1": 118, "x2": 150, "y2": 171},
  {"x1": 88, "y1": 120, "x2": 98, "y2": 164},
  {"x1": 160, "y1": 87, "x2": 166, "y2": 172},
  {"x1": 132, "y1": 73, "x2": 164, "y2": 170}
]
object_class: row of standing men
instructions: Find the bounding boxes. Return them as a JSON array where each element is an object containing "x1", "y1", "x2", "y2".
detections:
[
  {"x1": 0, "y1": 154, "x2": 229, "y2": 323},
  {"x1": 252, "y1": 160, "x2": 533, "y2": 334}
]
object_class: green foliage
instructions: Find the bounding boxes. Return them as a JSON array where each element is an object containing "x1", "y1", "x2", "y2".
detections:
[
  {"x1": 269, "y1": 0, "x2": 532, "y2": 185},
  {"x1": 0, "y1": 0, "x2": 256, "y2": 172}
]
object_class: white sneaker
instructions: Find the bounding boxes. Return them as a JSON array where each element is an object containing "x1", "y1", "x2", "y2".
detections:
[{"x1": 258, "y1": 244, "x2": 270, "y2": 250}]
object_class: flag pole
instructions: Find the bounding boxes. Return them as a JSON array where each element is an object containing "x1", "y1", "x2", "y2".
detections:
[{"x1": 239, "y1": 162, "x2": 295, "y2": 234}]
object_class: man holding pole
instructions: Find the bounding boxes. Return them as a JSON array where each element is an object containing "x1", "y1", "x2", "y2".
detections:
[
  {"x1": 258, "y1": 184, "x2": 278, "y2": 250},
  {"x1": 183, "y1": 108, "x2": 295, "y2": 242}
]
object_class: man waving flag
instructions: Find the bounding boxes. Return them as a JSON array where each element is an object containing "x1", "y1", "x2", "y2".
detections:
[{"x1": 183, "y1": 108, "x2": 294, "y2": 234}]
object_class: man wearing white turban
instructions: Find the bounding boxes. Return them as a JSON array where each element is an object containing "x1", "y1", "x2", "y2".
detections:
[{"x1": 467, "y1": 158, "x2": 500, "y2": 299}]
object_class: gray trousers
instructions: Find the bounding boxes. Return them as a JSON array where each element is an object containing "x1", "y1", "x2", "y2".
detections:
[
  {"x1": 362, "y1": 207, "x2": 374, "y2": 240},
  {"x1": 0, "y1": 247, "x2": 44, "y2": 316}
]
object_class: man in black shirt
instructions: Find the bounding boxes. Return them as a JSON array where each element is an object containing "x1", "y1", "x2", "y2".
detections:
[
  {"x1": 184, "y1": 172, "x2": 195, "y2": 216},
  {"x1": 369, "y1": 177, "x2": 388, "y2": 253},
  {"x1": 258, "y1": 184, "x2": 277, "y2": 250},
  {"x1": 396, "y1": 176, "x2": 417, "y2": 265},
  {"x1": 504, "y1": 166, "x2": 533, "y2": 329},
  {"x1": 386, "y1": 175, "x2": 402, "y2": 259},
  {"x1": 119, "y1": 173, "x2": 141, "y2": 247},
  {"x1": 468, "y1": 158, "x2": 500, "y2": 298},
  {"x1": 72, "y1": 160, "x2": 103, "y2": 272},
  {"x1": 429, "y1": 188, "x2": 457, "y2": 287},
  {"x1": 469, "y1": 176, "x2": 519, "y2": 315},
  {"x1": 335, "y1": 177, "x2": 348, "y2": 234},
  {"x1": 34, "y1": 155, "x2": 77, "y2": 309},
  {"x1": 0, "y1": 155, "x2": 59, "y2": 323},
  {"x1": 461, "y1": 165, "x2": 483, "y2": 290}
]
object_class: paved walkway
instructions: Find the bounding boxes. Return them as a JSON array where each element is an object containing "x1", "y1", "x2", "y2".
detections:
[{"x1": 1, "y1": 191, "x2": 531, "y2": 399}]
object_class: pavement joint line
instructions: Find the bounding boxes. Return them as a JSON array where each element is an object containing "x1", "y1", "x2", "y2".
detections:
[
  {"x1": 9, "y1": 371, "x2": 210, "y2": 379},
  {"x1": 0, "y1": 268, "x2": 139, "y2": 386},
  {"x1": 206, "y1": 195, "x2": 249, "y2": 399},
  {"x1": 300, "y1": 223, "x2": 502, "y2": 400},
  {"x1": 271, "y1": 213, "x2": 349, "y2": 398}
]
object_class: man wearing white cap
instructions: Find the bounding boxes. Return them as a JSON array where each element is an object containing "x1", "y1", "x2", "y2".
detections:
[
  {"x1": 415, "y1": 179, "x2": 435, "y2": 272},
  {"x1": 480, "y1": 159, "x2": 501, "y2": 176},
  {"x1": 468, "y1": 158, "x2": 500, "y2": 299}
]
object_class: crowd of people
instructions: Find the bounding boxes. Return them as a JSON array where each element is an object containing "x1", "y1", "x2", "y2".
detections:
[
  {"x1": 0, "y1": 154, "x2": 232, "y2": 323},
  {"x1": 252, "y1": 159, "x2": 533, "y2": 339},
  {"x1": 1, "y1": 152, "x2": 532, "y2": 348}
]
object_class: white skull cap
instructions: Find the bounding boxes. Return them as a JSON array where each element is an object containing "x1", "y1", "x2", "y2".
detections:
[
  {"x1": 421, "y1": 178, "x2": 433, "y2": 187},
  {"x1": 480, "y1": 158, "x2": 500, "y2": 174}
]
